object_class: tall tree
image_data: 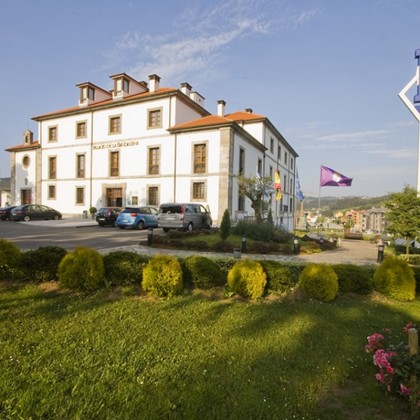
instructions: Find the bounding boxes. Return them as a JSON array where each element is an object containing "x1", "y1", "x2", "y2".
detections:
[
  {"x1": 236, "y1": 175, "x2": 275, "y2": 223},
  {"x1": 385, "y1": 186, "x2": 420, "y2": 254}
]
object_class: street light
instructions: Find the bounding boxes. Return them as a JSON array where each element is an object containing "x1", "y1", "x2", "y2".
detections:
[{"x1": 398, "y1": 49, "x2": 420, "y2": 196}]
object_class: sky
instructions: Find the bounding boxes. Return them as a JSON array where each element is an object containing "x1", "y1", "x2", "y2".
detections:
[{"x1": 1, "y1": 0, "x2": 420, "y2": 198}]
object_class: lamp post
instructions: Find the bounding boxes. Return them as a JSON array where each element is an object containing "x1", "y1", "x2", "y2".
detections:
[{"x1": 398, "y1": 49, "x2": 420, "y2": 196}]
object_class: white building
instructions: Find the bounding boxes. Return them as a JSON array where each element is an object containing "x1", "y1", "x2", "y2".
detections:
[{"x1": 6, "y1": 72, "x2": 299, "y2": 229}]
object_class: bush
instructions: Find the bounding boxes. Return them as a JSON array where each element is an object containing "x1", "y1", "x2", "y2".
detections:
[
  {"x1": 0, "y1": 239, "x2": 21, "y2": 279},
  {"x1": 58, "y1": 247, "x2": 104, "y2": 292},
  {"x1": 232, "y1": 220, "x2": 292, "y2": 243},
  {"x1": 373, "y1": 256, "x2": 416, "y2": 301},
  {"x1": 219, "y1": 209, "x2": 231, "y2": 240},
  {"x1": 332, "y1": 264, "x2": 373, "y2": 295},
  {"x1": 212, "y1": 241, "x2": 234, "y2": 253},
  {"x1": 103, "y1": 251, "x2": 149, "y2": 286},
  {"x1": 142, "y1": 255, "x2": 183, "y2": 297},
  {"x1": 227, "y1": 260, "x2": 267, "y2": 299},
  {"x1": 298, "y1": 263, "x2": 338, "y2": 302},
  {"x1": 259, "y1": 260, "x2": 295, "y2": 293},
  {"x1": 20, "y1": 246, "x2": 67, "y2": 282},
  {"x1": 184, "y1": 255, "x2": 225, "y2": 289}
]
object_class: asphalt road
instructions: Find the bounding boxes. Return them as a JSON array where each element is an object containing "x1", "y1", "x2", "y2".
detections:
[{"x1": 0, "y1": 218, "x2": 155, "y2": 251}]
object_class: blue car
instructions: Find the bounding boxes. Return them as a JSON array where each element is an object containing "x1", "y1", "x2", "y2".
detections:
[{"x1": 115, "y1": 206, "x2": 159, "y2": 230}]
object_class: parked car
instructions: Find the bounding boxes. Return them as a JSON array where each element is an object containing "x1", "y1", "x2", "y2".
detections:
[
  {"x1": 95, "y1": 207, "x2": 122, "y2": 227},
  {"x1": 158, "y1": 203, "x2": 212, "y2": 232},
  {"x1": 11, "y1": 204, "x2": 62, "y2": 221},
  {"x1": 115, "y1": 206, "x2": 159, "y2": 230},
  {"x1": 0, "y1": 205, "x2": 16, "y2": 221}
]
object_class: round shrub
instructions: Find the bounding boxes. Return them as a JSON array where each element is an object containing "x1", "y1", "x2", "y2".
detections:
[
  {"x1": 373, "y1": 255, "x2": 416, "y2": 301},
  {"x1": 0, "y1": 238, "x2": 21, "y2": 268},
  {"x1": 103, "y1": 251, "x2": 149, "y2": 286},
  {"x1": 58, "y1": 247, "x2": 104, "y2": 292},
  {"x1": 142, "y1": 255, "x2": 183, "y2": 297},
  {"x1": 0, "y1": 239, "x2": 21, "y2": 280},
  {"x1": 184, "y1": 255, "x2": 225, "y2": 289},
  {"x1": 227, "y1": 260, "x2": 267, "y2": 299},
  {"x1": 259, "y1": 260, "x2": 295, "y2": 293},
  {"x1": 298, "y1": 263, "x2": 338, "y2": 302},
  {"x1": 20, "y1": 246, "x2": 67, "y2": 282},
  {"x1": 333, "y1": 264, "x2": 373, "y2": 295}
]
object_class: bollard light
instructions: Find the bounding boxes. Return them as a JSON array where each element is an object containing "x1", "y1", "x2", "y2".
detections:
[
  {"x1": 241, "y1": 236, "x2": 247, "y2": 253},
  {"x1": 147, "y1": 228, "x2": 153, "y2": 246},
  {"x1": 319, "y1": 237, "x2": 325, "y2": 250},
  {"x1": 293, "y1": 238, "x2": 300, "y2": 255},
  {"x1": 377, "y1": 244, "x2": 385, "y2": 263}
]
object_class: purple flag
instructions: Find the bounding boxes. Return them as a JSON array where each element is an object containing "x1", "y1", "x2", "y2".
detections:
[{"x1": 320, "y1": 165, "x2": 353, "y2": 187}]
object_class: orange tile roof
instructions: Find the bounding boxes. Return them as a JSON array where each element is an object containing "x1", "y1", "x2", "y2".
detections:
[
  {"x1": 170, "y1": 111, "x2": 267, "y2": 131},
  {"x1": 6, "y1": 141, "x2": 40, "y2": 152},
  {"x1": 33, "y1": 87, "x2": 178, "y2": 120}
]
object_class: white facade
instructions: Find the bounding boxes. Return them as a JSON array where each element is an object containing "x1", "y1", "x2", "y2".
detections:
[{"x1": 7, "y1": 73, "x2": 299, "y2": 229}]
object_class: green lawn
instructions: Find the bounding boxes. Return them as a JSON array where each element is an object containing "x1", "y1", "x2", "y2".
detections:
[{"x1": 1, "y1": 282, "x2": 418, "y2": 419}]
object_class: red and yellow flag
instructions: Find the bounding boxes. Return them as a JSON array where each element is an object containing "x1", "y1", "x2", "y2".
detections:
[{"x1": 274, "y1": 170, "x2": 282, "y2": 201}]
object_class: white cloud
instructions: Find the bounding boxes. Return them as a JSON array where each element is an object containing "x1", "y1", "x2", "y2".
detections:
[{"x1": 101, "y1": 0, "x2": 316, "y2": 85}]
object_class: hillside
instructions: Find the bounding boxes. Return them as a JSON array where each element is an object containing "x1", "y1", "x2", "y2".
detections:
[{"x1": 302, "y1": 195, "x2": 390, "y2": 213}]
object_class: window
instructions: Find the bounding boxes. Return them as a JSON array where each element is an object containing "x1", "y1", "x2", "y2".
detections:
[
  {"x1": 148, "y1": 186, "x2": 159, "y2": 206},
  {"x1": 239, "y1": 148, "x2": 245, "y2": 175},
  {"x1": 284, "y1": 175, "x2": 287, "y2": 192},
  {"x1": 284, "y1": 151, "x2": 288, "y2": 165},
  {"x1": 238, "y1": 195, "x2": 245, "y2": 211},
  {"x1": 110, "y1": 151, "x2": 119, "y2": 176},
  {"x1": 48, "y1": 156, "x2": 56, "y2": 179},
  {"x1": 131, "y1": 196, "x2": 138, "y2": 206},
  {"x1": 22, "y1": 155, "x2": 30, "y2": 168},
  {"x1": 277, "y1": 144, "x2": 281, "y2": 160},
  {"x1": 192, "y1": 182, "x2": 205, "y2": 200},
  {"x1": 123, "y1": 78, "x2": 129, "y2": 93},
  {"x1": 88, "y1": 87, "x2": 95, "y2": 100},
  {"x1": 77, "y1": 154, "x2": 85, "y2": 178},
  {"x1": 290, "y1": 158, "x2": 294, "y2": 170},
  {"x1": 76, "y1": 187, "x2": 84, "y2": 205},
  {"x1": 148, "y1": 147, "x2": 160, "y2": 175},
  {"x1": 48, "y1": 126, "x2": 57, "y2": 142},
  {"x1": 48, "y1": 185, "x2": 56, "y2": 199},
  {"x1": 269, "y1": 166, "x2": 273, "y2": 178},
  {"x1": 148, "y1": 108, "x2": 162, "y2": 128},
  {"x1": 270, "y1": 138, "x2": 274, "y2": 154},
  {"x1": 76, "y1": 121, "x2": 87, "y2": 138},
  {"x1": 194, "y1": 144, "x2": 207, "y2": 173},
  {"x1": 257, "y1": 158, "x2": 262, "y2": 177},
  {"x1": 109, "y1": 115, "x2": 121, "y2": 134}
]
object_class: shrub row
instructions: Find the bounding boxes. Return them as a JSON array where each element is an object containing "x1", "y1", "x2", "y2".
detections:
[{"x1": 0, "y1": 239, "x2": 417, "y2": 301}]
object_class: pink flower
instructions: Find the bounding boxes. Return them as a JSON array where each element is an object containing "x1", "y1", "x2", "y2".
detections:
[
  {"x1": 365, "y1": 333, "x2": 385, "y2": 353},
  {"x1": 375, "y1": 373, "x2": 385, "y2": 383},
  {"x1": 400, "y1": 384, "x2": 410, "y2": 397},
  {"x1": 403, "y1": 323, "x2": 417, "y2": 334}
]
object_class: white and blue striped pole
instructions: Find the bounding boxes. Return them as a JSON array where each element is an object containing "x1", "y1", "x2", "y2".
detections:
[{"x1": 399, "y1": 49, "x2": 420, "y2": 196}]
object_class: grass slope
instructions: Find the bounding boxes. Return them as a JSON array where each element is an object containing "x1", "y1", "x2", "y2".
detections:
[{"x1": 1, "y1": 282, "x2": 418, "y2": 419}]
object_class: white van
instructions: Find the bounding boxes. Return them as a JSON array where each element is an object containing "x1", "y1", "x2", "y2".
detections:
[{"x1": 158, "y1": 203, "x2": 212, "y2": 232}]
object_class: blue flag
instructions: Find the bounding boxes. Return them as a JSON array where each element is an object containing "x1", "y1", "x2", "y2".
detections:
[{"x1": 296, "y1": 170, "x2": 304, "y2": 201}]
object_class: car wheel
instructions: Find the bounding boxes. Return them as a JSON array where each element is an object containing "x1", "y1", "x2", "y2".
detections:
[
  {"x1": 118, "y1": 226, "x2": 125, "y2": 229},
  {"x1": 163, "y1": 228, "x2": 170, "y2": 233},
  {"x1": 137, "y1": 221, "x2": 145, "y2": 230},
  {"x1": 54, "y1": 215, "x2": 60, "y2": 220},
  {"x1": 23, "y1": 215, "x2": 31, "y2": 222},
  {"x1": 98, "y1": 223, "x2": 105, "y2": 227},
  {"x1": 187, "y1": 222, "x2": 193, "y2": 231}
]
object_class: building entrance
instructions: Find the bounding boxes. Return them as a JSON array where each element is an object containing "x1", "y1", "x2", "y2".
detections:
[
  {"x1": 106, "y1": 188, "x2": 123, "y2": 207},
  {"x1": 21, "y1": 189, "x2": 31, "y2": 204}
]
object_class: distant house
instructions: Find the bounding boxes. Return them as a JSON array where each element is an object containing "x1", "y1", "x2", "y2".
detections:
[
  {"x1": 5, "y1": 72, "x2": 299, "y2": 229},
  {"x1": 0, "y1": 177, "x2": 11, "y2": 207}
]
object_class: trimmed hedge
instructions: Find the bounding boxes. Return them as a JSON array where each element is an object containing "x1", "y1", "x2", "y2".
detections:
[
  {"x1": 373, "y1": 255, "x2": 416, "y2": 301},
  {"x1": 58, "y1": 247, "x2": 104, "y2": 292},
  {"x1": 103, "y1": 251, "x2": 149, "y2": 286},
  {"x1": 227, "y1": 260, "x2": 267, "y2": 299},
  {"x1": 332, "y1": 264, "x2": 373, "y2": 295},
  {"x1": 184, "y1": 255, "x2": 225, "y2": 289},
  {"x1": 142, "y1": 255, "x2": 183, "y2": 297},
  {"x1": 298, "y1": 263, "x2": 338, "y2": 302}
]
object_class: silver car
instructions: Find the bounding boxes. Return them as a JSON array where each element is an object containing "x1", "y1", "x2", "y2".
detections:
[{"x1": 158, "y1": 203, "x2": 212, "y2": 232}]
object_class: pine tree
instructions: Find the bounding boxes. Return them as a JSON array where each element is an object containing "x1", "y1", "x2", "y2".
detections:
[{"x1": 219, "y1": 209, "x2": 231, "y2": 240}]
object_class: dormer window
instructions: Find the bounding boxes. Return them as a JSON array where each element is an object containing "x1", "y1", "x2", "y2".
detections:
[{"x1": 123, "y1": 78, "x2": 129, "y2": 93}]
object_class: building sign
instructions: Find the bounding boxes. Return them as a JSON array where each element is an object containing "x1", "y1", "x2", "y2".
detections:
[{"x1": 93, "y1": 140, "x2": 139, "y2": 150}]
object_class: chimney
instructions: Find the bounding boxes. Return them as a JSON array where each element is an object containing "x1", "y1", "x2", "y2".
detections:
[
  {"x1": 181, "y1": 82, "x2": 192, "y2": 96},
  {"x1": 245, "y1": 108, "x2": 253, "y2": 113},
  {"x1": 217, "y1": 100, "x2": 226, "y2": 116},
  {"x1": 148, "y1": 74, "x2": 161, "y2": 92}
]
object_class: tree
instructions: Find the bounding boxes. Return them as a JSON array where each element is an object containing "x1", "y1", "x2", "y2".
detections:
[
  {"x1": 236, "y1": 175, "x2": 275, "y2": 224},
  {"x1": 385, "y1": 186, "x2": 420, "y2": 254},
  {"x1": 219, "y1": 209, "x2": 231, "y2": 240}
]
